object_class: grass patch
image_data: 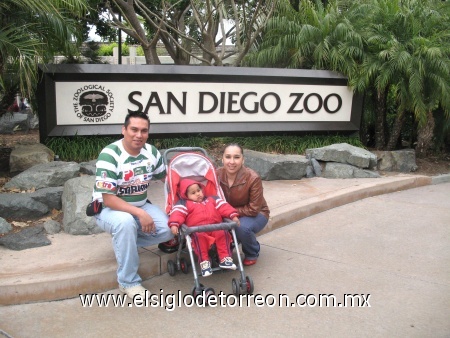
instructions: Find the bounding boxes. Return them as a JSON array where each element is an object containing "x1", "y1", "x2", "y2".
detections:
[{"x1": 45, "y1": 134, "x2": 364, "y2": 162}]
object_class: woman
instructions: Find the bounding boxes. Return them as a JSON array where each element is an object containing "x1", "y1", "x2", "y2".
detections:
[{"x1": 216, "y1": 143, "x2": 270, "y2": 266}]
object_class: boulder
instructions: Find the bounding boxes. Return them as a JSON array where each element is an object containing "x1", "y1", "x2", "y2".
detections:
[
  {"x1": 310, "y1": 158, "x2": 323, "y2": 176},
  {"x1": 4, "y1": 161, "x2": 81, "y2": 190},
  {"x1": 62, "y1": 176, "x2": 102, "y2": 235},
  {"x1": 0, "y1": 193, "x2": 50, "y2": 219},
  {"x1": 30, "y1": 187, "x2": 64, "y2": 210},
  {"x1": 306, "y1": 143, "x2": 377, "y2": 169},
  {"x1": 0, "y1": 226, "x2": 51, "y2": 250},
  {"x1": 323, "y1": 162, "x2": 381, "y2": 179},
  {"x1": 244, "y1": 149, "x2": 309, "y2": 180},
  {"x1": 80, "y1": 160, "x2": 97, "y2": 175},
  {"x1": 44, "y1": 219, "x2": 62, "y2": 234},
  {"x1": 373, "y1": 149, "x2": 418, "y2": 172},
  {"x1": 0, "y1": 113, "x2": 28, "y2": 134},
  {"x1": 9, "y1": 143, "x2": 54, "y2": 173}
]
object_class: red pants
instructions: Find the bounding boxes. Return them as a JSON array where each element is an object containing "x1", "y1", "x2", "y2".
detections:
[{"x1": 191, "y1": 230, "x2": 232, "y2": 262}]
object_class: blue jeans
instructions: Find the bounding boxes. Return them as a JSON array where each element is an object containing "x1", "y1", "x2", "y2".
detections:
[
  {"x1": 95, "y1": 202, "x2": 173, "y2": 288},
  {"x1": 235, "y1": 213, "x2": 268, "y2": 260}
]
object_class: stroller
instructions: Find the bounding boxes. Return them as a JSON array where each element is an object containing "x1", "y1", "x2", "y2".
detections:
[{"x1": 163, "y1": 147, "x2": 254, "y2": 300}]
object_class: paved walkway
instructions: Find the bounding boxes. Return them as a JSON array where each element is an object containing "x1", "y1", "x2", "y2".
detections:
[{"x1": 1, "y1": 174, "x2": 449, "y2": 337}]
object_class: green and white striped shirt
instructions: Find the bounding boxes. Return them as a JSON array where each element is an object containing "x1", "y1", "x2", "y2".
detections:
[{"x1": 92, "y1": 139, "x2": 166, "y2": 206}]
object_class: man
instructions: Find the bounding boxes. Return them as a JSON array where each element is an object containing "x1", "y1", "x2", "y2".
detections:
[{"x1": 92, "y1": 112, "x2": 173, "y2": 298}]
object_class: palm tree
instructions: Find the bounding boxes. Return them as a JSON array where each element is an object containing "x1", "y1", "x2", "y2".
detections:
[
  {"x1": 244, "y1": 0, "x2": 362, "y2": 74},
  {"x1": 246, "y1": 0, "x2": 450, "y2": 155},
  {"x1": 358, "y1": 0, "x2": 450, "y2": 154},
  {"x1": 0, "y1": 0, "x2": 88, "y2": 112},
  {"x1": 346, "y1": 0, "x2": 402, "y2": 150}
]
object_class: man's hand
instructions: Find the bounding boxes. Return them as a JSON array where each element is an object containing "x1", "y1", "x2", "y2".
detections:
[
  {"x1": 102, "y1": 194, "x2": 159, "y2": 233},
  {"x1": 137, "y1": 209, "x2": 156, "y2": 233}
]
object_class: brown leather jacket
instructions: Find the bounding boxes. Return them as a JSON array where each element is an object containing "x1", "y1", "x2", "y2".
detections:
[{"x1": 216, "y1": 166, "x2": 270, "y2": 219}]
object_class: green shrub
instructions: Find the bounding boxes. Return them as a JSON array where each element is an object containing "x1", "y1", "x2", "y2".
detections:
[
  {"x1": 97, "y1": 43, "x2": 131, "y2": 56},
  {"x1": 45, "y1": 134, "x2": 365, "y2": 162}
]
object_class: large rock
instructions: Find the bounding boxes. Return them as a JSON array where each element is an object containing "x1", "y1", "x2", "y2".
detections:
[
  {"x1": 0, "y1": 193, "x2": 49, "y2": 219},
  {"x1": 4, "y1": 161, "x2": 81, "y2": 190},
  {"x1": 244, "y1": 149, "x2": 309, "y2": 180},
  {"x1": 0, "y1": 226, "x2": 51, "y2": 250},
  {"x1": 0, "y1": 113, "x2": 28, "y2": 134},
  {"x1": 62, "y1": 176, "x2": 102, "y2": 235},
  {"x1": 323, "y1": 162, "x2": 381, "y2": 179},
  {"x1": 79, "y1": 160, "x2": 97, "y2": 175},
  {"x1": 373, "y1": 150, "x2": 418, "y2": 172},
  {"x1": 30, "y1": 187, "x2": 64, "y2": 210},
  {"x1": 0, "y1": 188, "x2": 63, "y2": 220},
  {"x1": 306, "y1": 143, "x2": 377, "y2": 169},
  {"x1": 9, "y1": 143, "x2": 54, "y2": 173}
]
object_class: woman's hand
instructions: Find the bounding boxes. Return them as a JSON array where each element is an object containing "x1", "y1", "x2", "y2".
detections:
[{"x1": 232, "y1": 216, "x2": 240, "y2": 227}]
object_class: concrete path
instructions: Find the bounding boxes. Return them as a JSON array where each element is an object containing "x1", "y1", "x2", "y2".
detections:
[
  {"x1": 0, "y1": 181, "x2": 449, "y2": 337},
  {"x1": 0, "y1": 175, "x2": 433, "y2": 305}
]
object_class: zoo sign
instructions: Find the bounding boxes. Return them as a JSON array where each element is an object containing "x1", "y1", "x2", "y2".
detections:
[{"x1": 37, "y1": 64, "x2": 362, "y2": 141}]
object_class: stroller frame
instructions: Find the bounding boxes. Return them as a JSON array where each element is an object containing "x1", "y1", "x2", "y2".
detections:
[{"x1": 163, "y1": 147, "x2": 254, "y2": 299}]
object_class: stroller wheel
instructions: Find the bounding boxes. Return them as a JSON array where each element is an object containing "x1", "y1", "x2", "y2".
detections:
[
  {"x1": 204, "y1": 287, "x2": 215, "y2": 306},
  {"x1": 191, "y1": 284, "x2": 205, "y2": 298},
  {"x1": 245, "y1": 275, "x2": 254, "y2": 294},
  {"x1": 180, "y1": 257, "x2": 189, "y2": 274},
  {"x1": 167, "y1": 260, "x2": 176, "y2": 276},
  {"x1": 231, "y1": 278, "x2": 240, "y2": 295}
]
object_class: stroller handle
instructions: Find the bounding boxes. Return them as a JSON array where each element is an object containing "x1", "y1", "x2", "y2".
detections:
[
  {"x1": 180, "y1": 220, "x2": 238, "y2": 236},
  {"x1": 163, "y1": 147, "x2": 209, "y2": 165}
]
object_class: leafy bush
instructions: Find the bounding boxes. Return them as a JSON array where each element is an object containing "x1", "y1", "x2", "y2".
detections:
[
  {"x1": 45, "y1": 134, "x2": 365, "y2": 162},
  {"x1": 97, "y1": 43, "x2": 145, "y2": 57},
  {"x1": 45, "y1": 135, "x2": 118, "y2": 162},
  {"x1": 98, "y1": 43, "x2": 131, "y2": 56}
]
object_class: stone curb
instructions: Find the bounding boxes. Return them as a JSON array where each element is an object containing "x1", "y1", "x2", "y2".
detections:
[
  {"x1": 0, "y1": 175, "x2": 433, "y2": 305},
  {"x1": 431, "y1": 173, "x2": 450, "y2": 185}
]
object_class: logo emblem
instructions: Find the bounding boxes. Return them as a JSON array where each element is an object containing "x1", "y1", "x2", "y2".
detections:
[
  {"x1": 80, "y1": 91, "x2": 108, "y2": 117},
  {"x1": 124, "y1": 170, "x2": 134, "y2": 181},
  {"x1": 73, "y1": 85, "x2": 114, "y2": 123}
]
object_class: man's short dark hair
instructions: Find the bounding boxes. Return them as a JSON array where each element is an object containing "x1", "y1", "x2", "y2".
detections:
[{"x1": 124, "y1": 112, "x2": 150, "y2": 127}]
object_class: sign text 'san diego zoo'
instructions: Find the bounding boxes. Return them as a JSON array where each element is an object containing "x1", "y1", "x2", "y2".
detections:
[{"x1": 37, "y1": 64, "x2": 362, "y2": 141}]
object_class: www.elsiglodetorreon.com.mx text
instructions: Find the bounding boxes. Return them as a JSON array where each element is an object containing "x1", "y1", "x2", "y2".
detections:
[{"x1": 79, "y1": 290, "x2": 371, "y2": 310}]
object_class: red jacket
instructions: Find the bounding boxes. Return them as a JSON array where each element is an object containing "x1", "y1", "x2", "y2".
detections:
[{"x1": 169, "y1": 196, "x2": 239, "y2": 228}]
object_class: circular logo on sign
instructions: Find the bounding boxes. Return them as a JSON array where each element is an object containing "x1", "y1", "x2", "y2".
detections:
[{"x1": 73, "y1": 85, "x2": 114, "y2": 122}]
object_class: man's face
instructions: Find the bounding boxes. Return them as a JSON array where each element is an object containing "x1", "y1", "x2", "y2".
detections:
[{"x1": 121, "y1": 117, "x2": 149, "y2": 156}]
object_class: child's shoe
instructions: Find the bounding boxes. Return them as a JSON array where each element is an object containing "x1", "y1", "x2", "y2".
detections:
[
  {"x1": 200, "y1": 260, "x2": 212, "y2": 277},
  {"x1": 219, "y1": 257, "x2": 237, "y2": 270}
]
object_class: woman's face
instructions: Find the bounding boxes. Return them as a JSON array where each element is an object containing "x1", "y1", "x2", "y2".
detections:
[{"x1": 222, "y1": 145, "x2": 244, "y2": 175}]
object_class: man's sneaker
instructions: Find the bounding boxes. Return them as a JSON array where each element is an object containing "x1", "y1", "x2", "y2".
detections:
[
  {"x1": 200, "y1": 260, "x2": 212, "y2": 277},
  {"x1": 219, "y1": 257, "x2": 237, "y2": 270},
  {"x1": 119, "y1": 284, "x2": 150, "y2": 299}
]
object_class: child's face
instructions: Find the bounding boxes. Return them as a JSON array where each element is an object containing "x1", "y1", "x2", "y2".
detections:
[{"x1": 186, "y1": 183, "x2": 204, "y2": 202}]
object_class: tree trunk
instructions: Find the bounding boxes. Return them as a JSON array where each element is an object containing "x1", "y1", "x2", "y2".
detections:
[
  {"x1": 142, "y1": 44, "x2": 161, "y2": 65},
  {"x1": 386, "y1": 110, "x2": 406, "y2": 150},
  {"x1": 415, "y1": 110, "x2": 435, "y2": 158},
  {"x1": 374, "y1": 88, "x2": 388, "y2": 149}
]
